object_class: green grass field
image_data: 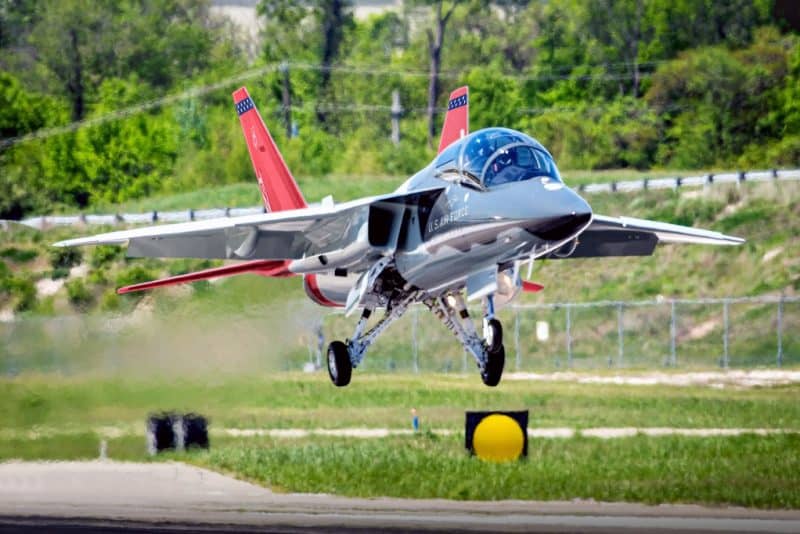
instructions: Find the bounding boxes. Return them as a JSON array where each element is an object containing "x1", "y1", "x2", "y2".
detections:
[
  {"x1": 2, "y1": 174, "x2": 799, "y2": 508},
  {"x1": 193, "y1": 433, "x2": 800, "y2": 508},
  {"x1": 2, "y1": 373, "x2": 799, "y2": 508}
]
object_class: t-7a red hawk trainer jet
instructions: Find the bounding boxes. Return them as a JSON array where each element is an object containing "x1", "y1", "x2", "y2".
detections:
[{"x1": 56, "y1": 86, "x2": 744, "y2": 387}]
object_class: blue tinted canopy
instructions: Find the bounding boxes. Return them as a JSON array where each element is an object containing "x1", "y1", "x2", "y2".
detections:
[{"x1": 434, "y1": 128, "x2": 561, "y2": 188}]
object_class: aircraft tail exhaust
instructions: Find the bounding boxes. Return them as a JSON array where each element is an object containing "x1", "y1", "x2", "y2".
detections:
[
  {"x1": 232, "y1": 87, "x2": 307, "y2": 212},
  {"x1": 437, "y1": 86, "x2": 469, "y2": 154}
]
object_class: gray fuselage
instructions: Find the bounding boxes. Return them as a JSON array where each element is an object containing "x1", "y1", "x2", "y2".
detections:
[{"x1": 392, "y1": 127, "x2": 592, "y2": 293}]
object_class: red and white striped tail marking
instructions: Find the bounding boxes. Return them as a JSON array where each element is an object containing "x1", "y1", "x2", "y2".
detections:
[
  {"x1": 232, "y1": 87, "x2": 307, "y2": 212},
  {"x1": 437, "y1": 86, "x2": 469, "y2": 154}
]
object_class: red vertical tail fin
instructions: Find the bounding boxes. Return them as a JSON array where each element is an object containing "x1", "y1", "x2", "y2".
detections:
[
  {"x1": 437, "y1": 86, "x2": 469, "y2": 154},
  {"x1": 232, "y1": 87, "x2": 307, "y2": 212}
]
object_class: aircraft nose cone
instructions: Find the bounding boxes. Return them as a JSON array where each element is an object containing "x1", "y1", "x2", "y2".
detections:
[
  {"x1": 530, "y1": 189, "x2": 592, "y2": 242},
  {"x1": 568, "y1": 191, "x2": 592, "y2": 221}
]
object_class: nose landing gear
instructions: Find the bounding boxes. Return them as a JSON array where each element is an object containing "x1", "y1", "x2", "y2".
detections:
[
  {"x1": 481, "y1": 317, "x2": 505, "y2": 386},
  {"x1": 426, "y1": 292, "x2": 506, "y2": 387}
]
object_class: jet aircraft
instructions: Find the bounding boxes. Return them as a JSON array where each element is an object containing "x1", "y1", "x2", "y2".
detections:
[{"x1": 56, "y1": 86, "x2": 744, "y2": 387}]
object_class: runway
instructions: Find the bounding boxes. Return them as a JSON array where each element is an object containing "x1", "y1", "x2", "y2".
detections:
[{"x1": 1, "y1": 461, "x2": 799, "y2": 533}]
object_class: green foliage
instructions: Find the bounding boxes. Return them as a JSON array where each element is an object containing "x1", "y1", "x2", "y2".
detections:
[
  {"x1": 167, "y1": 259, "x2": 214, "y2": 277},
  {"x1": 0, "y1": 0, "x2": 797, "y2": 217},
  {"x1": 99, "y1": 288, "x2": 120, "y2": 311},
  {"x1": 48, "y1": 247, "x2": 82, "y2": 270},
  {"x1": 65, "y1": 278, "x2": 93, "y2": 310},
  {"x1": 115, "y1": 264, "x2": 155, "y2": 297},
  {"x1": 1, "y1": 274, "x2": 36, "y2": 312},
  {"x1": 0, "y1": 246, "x2": 38, "y2": 263},
  {"x1": 89, "y1": 245, "x2": 124, "y2": 269}
]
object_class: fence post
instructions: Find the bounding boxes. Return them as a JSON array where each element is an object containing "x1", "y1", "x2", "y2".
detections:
[
  {"x1": 722, "y1": 299, "x2": 730, "y2": 368},
  {"x1": 412, "y1": 307, "x2": 419, "y2": 373},
  {"x1": 565, "y1": 304, "x2": 572, "y2": 368},
  {"x1": 777, "y1": 296, "x2": 784, "y2": 367},
  {"x1": 514, "y1": 308, "x2": 521, "y2": 371},
  {"x1": 669, "y1": 300, "x2": 677, "y2": 367},
  {"x1": 616, "y1": 303, "x2": 624, "y2": 368}
]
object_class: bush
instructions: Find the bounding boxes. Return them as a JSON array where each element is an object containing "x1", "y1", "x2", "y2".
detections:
[
  {"x1": 90, "y1": 245, "x2": 124, "y2": 269},
  {"x1": 0, "y1": 247, "x2": 39, "y2": 263},
  {"x1": 6, "y1": 276, "x2": 36, "y2": 312},
  {"x1": 51, "y1": 266, "x2": 70, "y2": 280},
  {"x1": 65, "y1": 278, "x2": 93, "y2": 310},
  {"x1": 100, "y1": 288, "x2": 121, "y2": 311},
  {"x1": 115, "y1": 265, "x2": 155, "y2": 299},
  {"x1": 48, "y1": 247, "x2": 82, "y2": 270}
]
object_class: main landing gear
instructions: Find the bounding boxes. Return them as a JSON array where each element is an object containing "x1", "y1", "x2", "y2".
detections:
[
  {"x1": 426, "y1": 292, "x2": 505, "y2": 387},
  {"x1": 326, "y1": 294, "x2": 416, "y2": 387},
  {"x1": 324, "y1": 288, "x2": 505, "y2": 387}
]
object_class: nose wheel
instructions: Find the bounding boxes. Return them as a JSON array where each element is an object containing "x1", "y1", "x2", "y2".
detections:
[
  {"x1": 426, "y1": 293, "x2": 507, "y2": 387},
  {"x1": 327, "y1": 340, "x2": 352, "y2": 387},
  {"x1": 483, "y1": 317, "x2": 503, "y2": 353},
  {"x1": 481, "y1": 317, "x2": 505, "y2": 386},
  {"x1": 481, "y1": 343, "x2": 505, "y2": 387}
]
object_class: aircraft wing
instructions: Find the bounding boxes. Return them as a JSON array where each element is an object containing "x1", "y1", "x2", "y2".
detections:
[
  {"x1": 547, "y1": 214, "x2": 744, "y2": 259},
  {"x1": 54, "y1": 187, "x2": 445, "y2": 269}
]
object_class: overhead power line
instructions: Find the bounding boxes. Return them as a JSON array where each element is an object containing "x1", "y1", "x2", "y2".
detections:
[
  {"x1": 0, "y1": 65, "x2": 277, "y2": 149},
  {"x1": 1, "y1": 61, "x2": 665, "y2": 149}
]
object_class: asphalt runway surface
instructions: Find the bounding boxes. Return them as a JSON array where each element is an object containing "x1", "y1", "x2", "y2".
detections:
[{"x1": 1, "y1": 461, "x2": 799, "y2": 533}]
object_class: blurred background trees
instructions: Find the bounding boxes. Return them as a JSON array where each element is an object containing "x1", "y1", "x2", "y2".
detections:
[{"x1": 0, "y1": 0, "x2": 798, "y2": 218}]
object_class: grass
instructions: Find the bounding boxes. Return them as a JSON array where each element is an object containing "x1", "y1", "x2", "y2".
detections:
[
  {"x1": 1, "y1": 373, "x2": 799, "y2": 507},
  {"x1": 2, "y1": 374, "x2": 799, "y2": 434},
  {"x1": 188, "y1": 432, "x2": 800, "y2": 508}
]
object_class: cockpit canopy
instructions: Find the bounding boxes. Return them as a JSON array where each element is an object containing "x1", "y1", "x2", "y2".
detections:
[{"x1": 434, "y1": 127, "x2": 562, "y2": 189}]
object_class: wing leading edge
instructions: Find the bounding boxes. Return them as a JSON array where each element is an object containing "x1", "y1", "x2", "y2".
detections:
[
  {"x1": 547, "y1": 214, "x2": 744, "y2": 259},
  {"x1": 54, "y1": 186, "x2": 445, "y2": 264}
]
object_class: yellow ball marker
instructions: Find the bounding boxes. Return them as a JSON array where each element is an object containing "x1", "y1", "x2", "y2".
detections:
[{"x1": 465, "y1": 411, "x2": 528, "y2": 462}]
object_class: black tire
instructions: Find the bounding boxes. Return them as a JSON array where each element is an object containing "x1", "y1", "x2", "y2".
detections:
[
  {"x1": 481, "y1": 344, "x2": 505, "y2": 387},
  {"x1": 485, "y1": 318, "x2": 503, "y2": 353},
  {"x1": 327, "y1": 340, "x2": 352, "y2": 387}
]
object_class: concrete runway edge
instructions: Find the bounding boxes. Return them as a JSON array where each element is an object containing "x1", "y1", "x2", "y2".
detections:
[{"x1": 1, "y1": 461, "x2": 799, "y2": 532}]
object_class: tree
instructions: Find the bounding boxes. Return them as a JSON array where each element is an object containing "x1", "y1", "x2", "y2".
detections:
[
  {"x1": 420, "y1": 0, "x2": 456, "y2": 147},
  {"x1": 316, "y1": 0, "x2": 350, "y2": 125},
  {"x1": 258, "y1": 0, "x2": 354, "y2": 130},
  {"x1": 27, "y1": 0, "x2": 223, "y2": 121}
]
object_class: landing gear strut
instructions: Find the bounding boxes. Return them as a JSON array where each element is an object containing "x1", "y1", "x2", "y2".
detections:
[
  {"x1": 326, "y1": 294, "x2": 416, "y2": 387},
  {"x1": 426, "y1": 292, "x2": 506, "y2": 387}
]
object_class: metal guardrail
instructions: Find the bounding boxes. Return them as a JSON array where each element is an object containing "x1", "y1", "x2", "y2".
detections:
[{"x1": 8, "y1": 167, "x2": 800, "y2": 231}]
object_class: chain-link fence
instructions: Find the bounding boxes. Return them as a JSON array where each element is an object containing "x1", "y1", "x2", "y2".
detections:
[
  {"x1": 1, "y1": 295, "x2": 797, "y2": 376},
  {"x1": 321, "y1": 295, "x2": 798, "y2": 373}
]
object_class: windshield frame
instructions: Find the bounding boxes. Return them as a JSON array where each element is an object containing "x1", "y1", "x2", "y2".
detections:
[{"x1": 479, "y1": 143, "x2": 562, "y2": 188}]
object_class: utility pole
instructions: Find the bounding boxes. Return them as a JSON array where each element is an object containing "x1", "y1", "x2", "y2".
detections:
[
  {"x1": 280, "y1": 62, "x2": 292, "y2": 139},
  {"x1": 391, "y1": 90, "x2": 402, "y2": 145}
]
